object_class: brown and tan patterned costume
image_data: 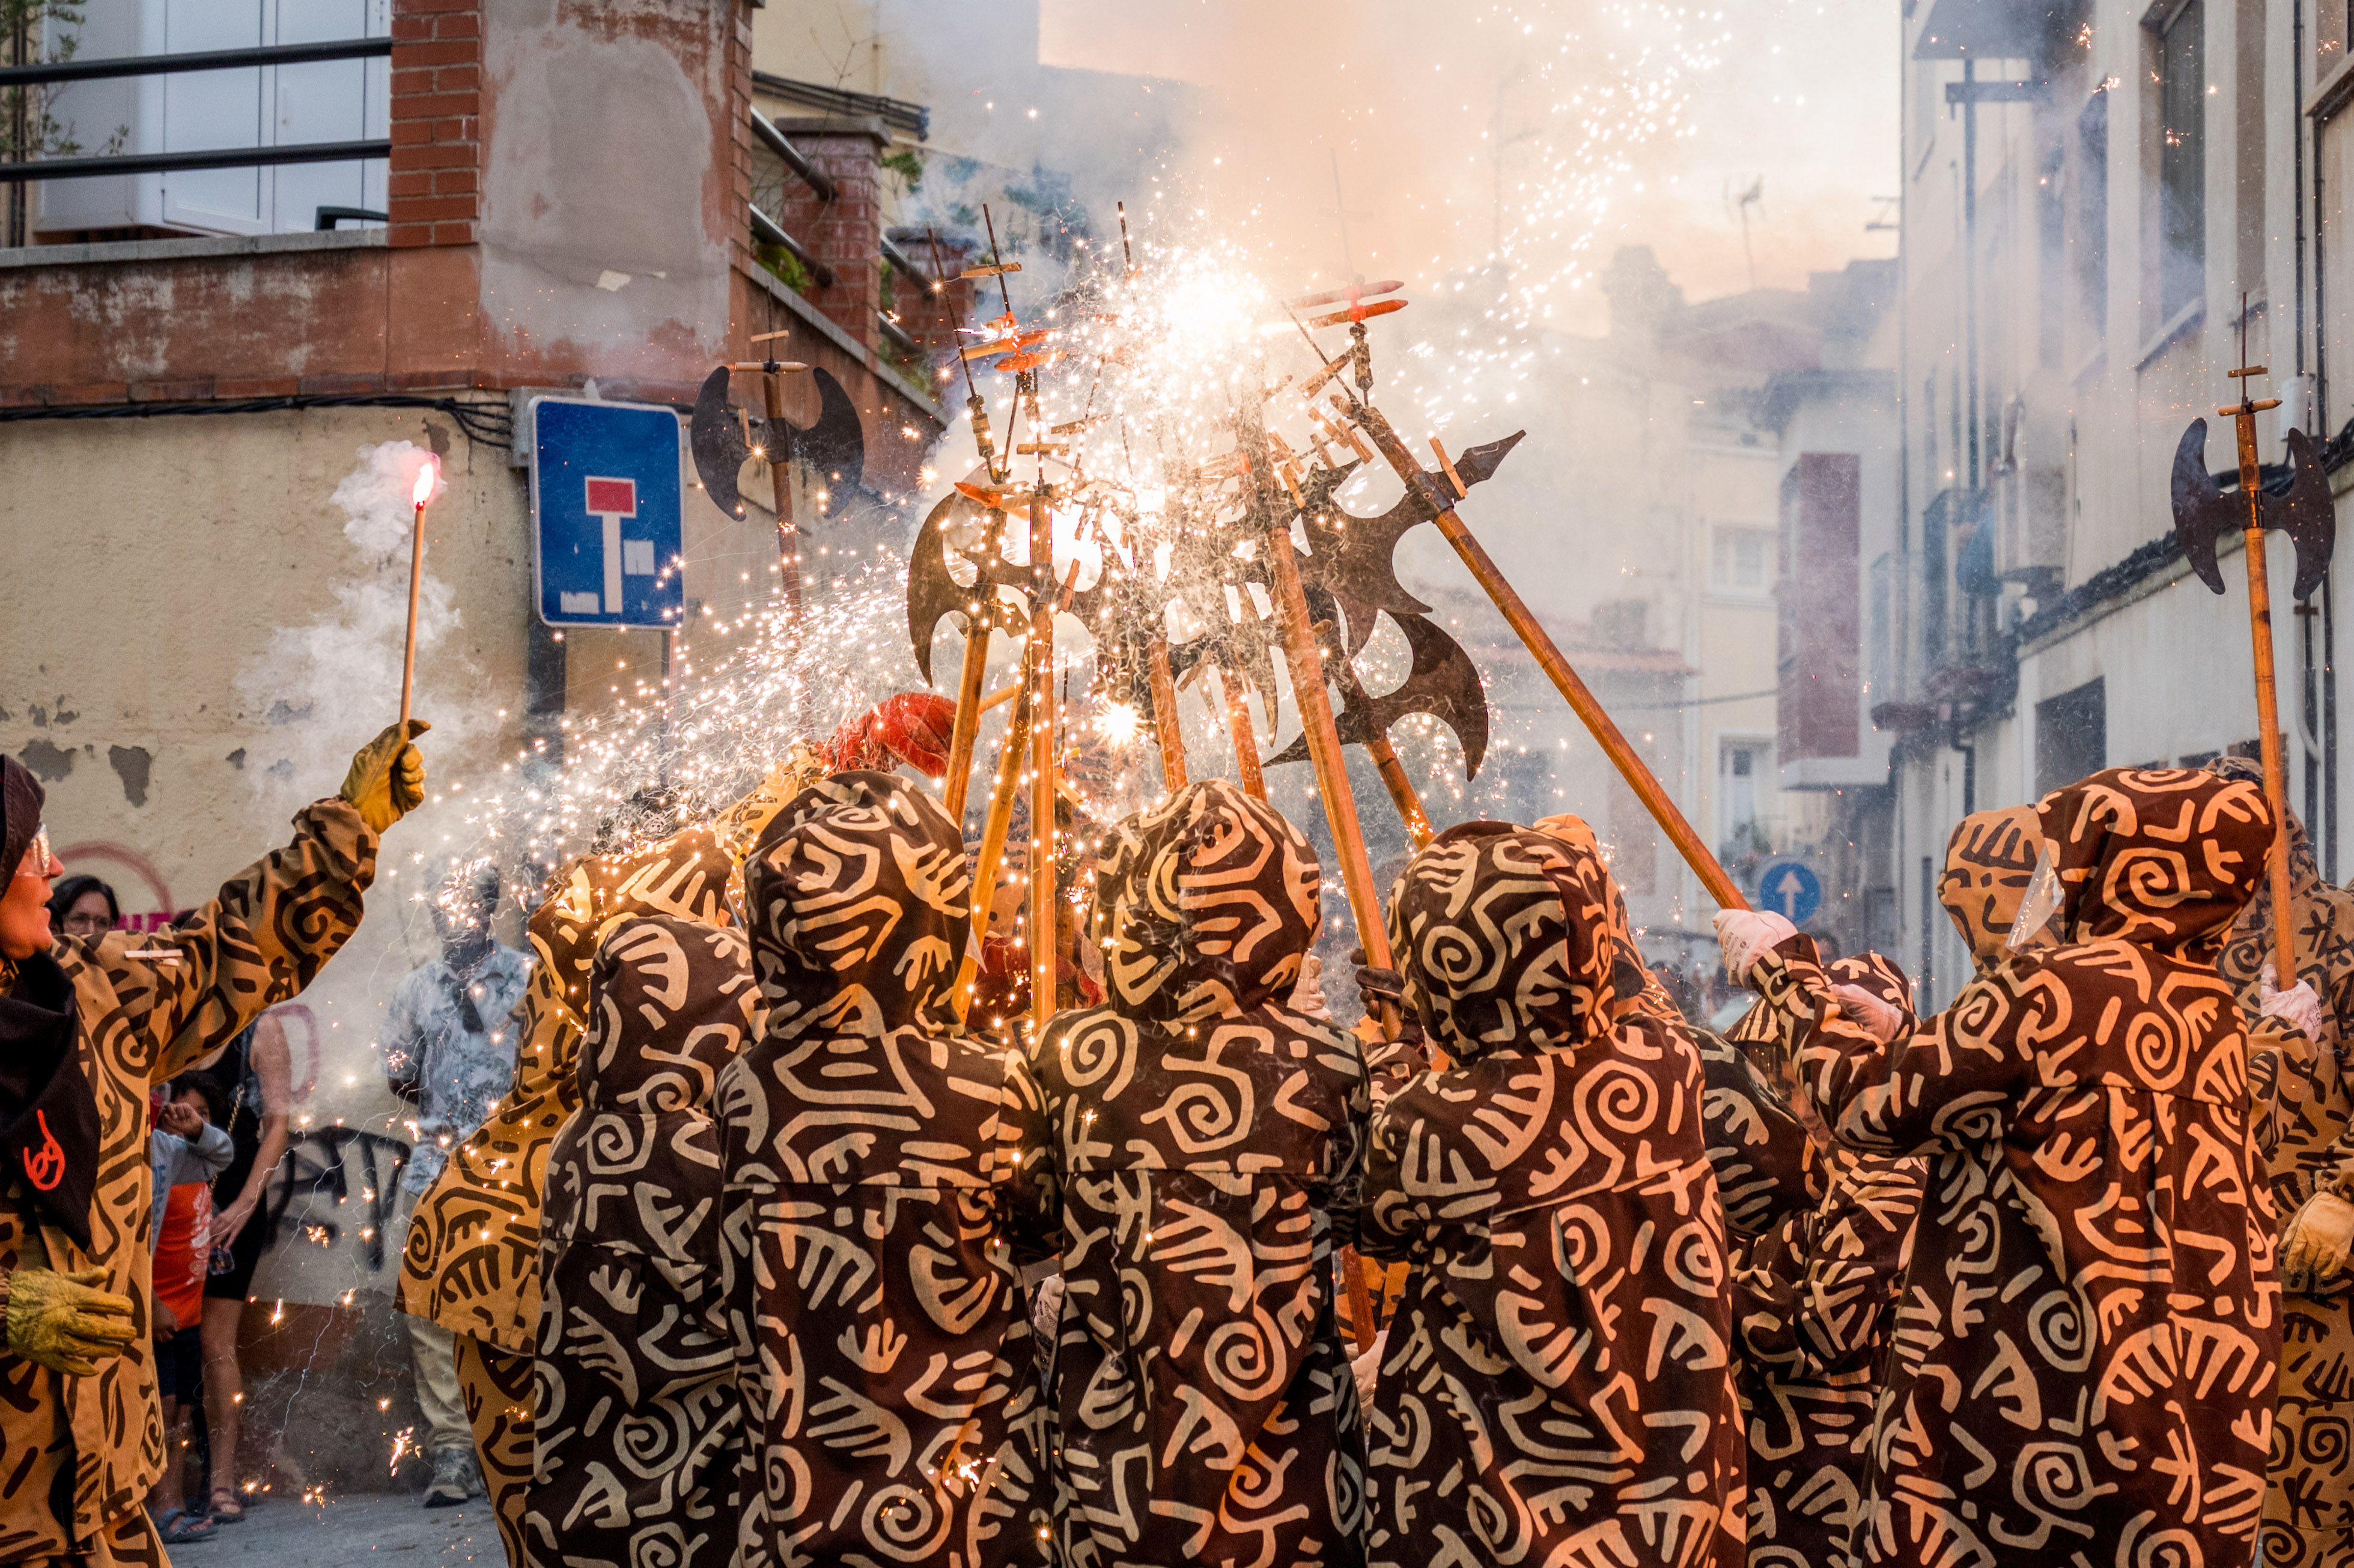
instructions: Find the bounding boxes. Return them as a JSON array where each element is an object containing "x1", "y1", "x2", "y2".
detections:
[
  {"x1": 1724, "y1": 950, "x2": 1922, "y2": 1568},
  {"x1": 1024, "y1": 780, "x2": 1369, "y2": 1568},
  {"x1": 1537, "y1": 815, "x2": 1820, "y2": 1244},
  {"x1": 1360, "y1": 819, "x2": 1744, "y2": 1568},
  {"x1": 1747, "y1": 767, "x2": 2281, "y2": 1568},
  {"x1": 401, "y1": 826, "x2": 739, "y2": 1564},
  {"x1": 716, "y1": 771, "x2": 1045, "y2": 1568},
  {"x1": 0, "y1": 799, "x2": 375, "y2": 1565},
  {"x1": 2201, "y1": 759, "x2": 2354, "y2": 1568},
  {"x1": 528, "y1": 914, "x2": 759, "y2": 1567}
]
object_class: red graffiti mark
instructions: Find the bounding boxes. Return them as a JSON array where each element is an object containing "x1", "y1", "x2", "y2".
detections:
[{"x1": 22, "y1": 1111, "x2": 64, "y2": 1192}]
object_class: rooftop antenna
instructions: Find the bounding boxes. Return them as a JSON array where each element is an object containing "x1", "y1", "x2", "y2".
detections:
[{"x1": 1727, "y1": 176, "x2": 1764, "y2": 291}]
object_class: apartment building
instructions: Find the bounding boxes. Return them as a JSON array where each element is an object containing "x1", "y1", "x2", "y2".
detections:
[{"x1": 1856, "y1": 0, "x2": 2349, "y2": 1005}]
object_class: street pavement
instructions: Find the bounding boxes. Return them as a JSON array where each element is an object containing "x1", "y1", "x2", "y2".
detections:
[{"x1": 163, "y1": 1492, "x2": 497, "y2": 1566}]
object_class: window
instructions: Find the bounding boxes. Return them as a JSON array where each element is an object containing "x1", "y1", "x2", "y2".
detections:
[
  {"x1": 2035, "y1": 678, "x2": 2107, "y2": 795},
  {"x1": 1711, "y1": 525, "x2": 1774, "y2": 595},
  {"x1": 1718, "y1": 738, "x2": 1773, "y2": 857},
  {"x1": 2076, "y1": 90, "x2": 2109, "y2": 347},
  {"x1": 2156, "y1": 0, "x2": 2206, "y2": 322}
]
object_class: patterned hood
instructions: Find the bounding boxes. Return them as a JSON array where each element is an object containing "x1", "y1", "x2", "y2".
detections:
[
  {"x1": 1937, "y1": 804, "x2": 2043, "y2": 966},
  {"x1": 574, "y1": 914, "x2": 759, "y2": 1113},
  {"x1": 742, "y1": 770, "x2": 969, "y2": 1041},
  {"x1": 1093, "y1": 779, "x2": 1322, "y2": 1022},
  {"x1": 530, "y1": 826, "x2": 738, "y2": 1024},
  {"x1": 1387, "y1": 819, "x2": 1633, "y2": 1061},
  {"x1": 2035, "y1": 765, "x2": 2272, "y2": 950}
]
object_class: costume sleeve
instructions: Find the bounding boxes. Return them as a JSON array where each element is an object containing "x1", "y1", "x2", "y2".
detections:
[
  {"x1": 1325, "y1": 1032, "x2": 1373, "y2": 1250},
  {"x1": 1355, "y1": 1082, "x2": 1441, "y2": 1264},
  {"x1": 1788, "y1": 1155, "x2": 1920, "y2": 1373},
  {"x1": 2245, "y1": 1012, "x2": 2299, "y2": 1168},
  {"x1": 84, "y1": 798, "x2": 376, "y2": 1084},
  {"x1": 1729, "y1": 1213, "x2": 1807, "y2": 1372},
  {"x1": 1359, "y1": 1029, "x2": 1432, "y2": 1110},
  {"x1": 1003, "y1": 1047, "x2": 1061, "y2": 1268},
  {"x1": 1753, "y1": 937, "x2": 2037, "y2": 1158},
  {"x1": 1693, "y1": 1027, "x2": 1818, "y2": 1238},
  {"x1": 713, "y1": 1056, "x2": 768, "y2": 1368}
]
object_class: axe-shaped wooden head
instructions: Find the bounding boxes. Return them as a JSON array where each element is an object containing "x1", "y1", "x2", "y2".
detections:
[
  {"x1": 2171, "y1": 419, "x2": 2335, "y2": 601},
  {"x1": 690, "y1": 365, "x2": 868, "y2": 521},
  {"x1": 907, "y1": 490, "x2": 1035, "y2": 685},
  {"x1": 1303, "y1": 430, "x2": 1526, "y2": 655},
  {"x1": 1265, "y1": 610, "x2": 1489, "y2": 780}
]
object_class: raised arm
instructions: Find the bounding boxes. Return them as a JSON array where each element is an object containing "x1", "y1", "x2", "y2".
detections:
[
  {"x1": 1748, "y1": 936, "x2": 2038, "y2": 1159},
  {"x1": 82, "y1": 722, "x2": 425, "y2": 1083}
]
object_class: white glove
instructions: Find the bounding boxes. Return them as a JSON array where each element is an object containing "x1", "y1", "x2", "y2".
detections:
[
  {"x1": 2260, "y1": 964, "x2": 2328, "y2": 1042},
  {"x1": 2283, "y1": 1191, "x2": 2354, "y2": 1292},
  {"x1": 1714, "y1": 909, "x2": 1798, "y2": 982},
  {"x1": 1831, "y1": 984, "x2": 1903, "y2": 1044}
]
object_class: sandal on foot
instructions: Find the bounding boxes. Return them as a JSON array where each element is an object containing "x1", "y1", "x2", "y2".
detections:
[
  {"x1": 157, "y1": 1508, "x2": 216, "y2": 1545},
  {"x1": 207, "y1": 1489, "x2": 246, "y2": 1523}
]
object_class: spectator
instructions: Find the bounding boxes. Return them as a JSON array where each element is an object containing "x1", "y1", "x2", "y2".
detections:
[
  {"x1": 382, "y1": 868, "x2": 529, "y2": 1508},
  {"x1": 47, "y1": 872, "x2": 118, "y2": 940},
  {"x1": 148, "y1": 1075, "x2": 233, "y2": 1543},
  {"x1": 201, "y1": 1012, "x2": 293, "y2": 1522}
]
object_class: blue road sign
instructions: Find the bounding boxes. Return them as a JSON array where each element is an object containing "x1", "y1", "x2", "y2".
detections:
[
  {"x1": 1756, "y1": 859, "x2": 1822, "y2": 925},
  {"x1": 530, "y1": 397, "x2": 684, "y2": 629}
]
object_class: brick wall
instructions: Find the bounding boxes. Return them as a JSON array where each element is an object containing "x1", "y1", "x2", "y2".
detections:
[
  {"x1": 891, "y1": 229, "x2": 975, "y2": 360},
  {"x1": 773, "y1": 118, "x2": 884, "y2": 352},
  {"x1": 387, "y1": 0, "x2": 483, "y2": 248}
]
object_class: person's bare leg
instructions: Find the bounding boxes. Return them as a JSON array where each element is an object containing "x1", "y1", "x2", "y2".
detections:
[{"x1": 199, "y1": 1304, "x2": 245, "y2": 1515}]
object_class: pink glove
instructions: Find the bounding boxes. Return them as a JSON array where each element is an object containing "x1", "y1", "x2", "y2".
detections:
[
  {"x1": 1831, "y1": 984, "x2": 1903, "y2": 1044},
  {"x1": 1714, "y1": 909, "x2": 1797, "y2": 982},
  {"x1": 2261, "y1": 964, "x2": 2328, "y2": 1042}
]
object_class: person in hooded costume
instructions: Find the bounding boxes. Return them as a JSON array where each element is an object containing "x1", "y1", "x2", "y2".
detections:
[
  {"x1": 400, "y1": 742, "x2": 829, "y2": 1567},
  {"x1": 0, "y1": 723, "x2": 422, "y2": 1566},
  {"x1": 2193, "y1": 757, "x2": 2354, "y2": 1568},
  {"x1": 1023, "y1": 779, "x2": 1370, "y2": 1568},
  {"x1": 1358, "y1": 818, "x2": 1744, "y2": 1568},
  {"x1": 1723, "y1": 767, "x2": 2282, "y2": 1568},
  {"x1": 716, "y1": 771, "x2": 1045, "y2": 1568},
  {"x1": 527, "y1": 913, "x2": 761, "y2": 1568},
  {"x1": 1720, "y1": 947, "x2": 1922, "y2": 1568}
]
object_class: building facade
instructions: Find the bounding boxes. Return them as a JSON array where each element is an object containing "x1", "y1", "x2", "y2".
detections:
[{"x1": 1848, "y1": 0, "x2": 2350, "y2": 1007}]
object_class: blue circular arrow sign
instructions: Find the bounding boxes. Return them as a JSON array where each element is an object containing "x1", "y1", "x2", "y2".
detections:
[{"x1": 1755, "y1": 859, "x2": 1822, "y2": 925}]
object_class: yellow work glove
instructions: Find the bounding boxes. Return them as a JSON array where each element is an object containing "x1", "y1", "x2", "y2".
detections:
[
  {"x1": 5, "y1": 1266, "x2": 136, "y2": 1377},
  {"x1": 2284, "y1": 1191, "x2": 2354, "y2": 1293},
  {"x1": 339, "y1": 720, "x2": 430, "y2": 834}
]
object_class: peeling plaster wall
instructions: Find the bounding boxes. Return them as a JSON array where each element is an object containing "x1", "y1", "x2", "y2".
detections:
[
  {"x1": 477, "y1": 0, "x2": 737, "y2": 386},
  {"x1": 0, "y1": 410, "x2": 533, "y2": 913}
]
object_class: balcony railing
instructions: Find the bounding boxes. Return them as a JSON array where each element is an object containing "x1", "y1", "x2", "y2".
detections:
[{"x1": 0, "y1": 38, "x2": 392, "y2": 186}]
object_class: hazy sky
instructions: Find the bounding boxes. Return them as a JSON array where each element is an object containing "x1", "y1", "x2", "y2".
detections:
[{"x1": 1038, "y1": 0, "x2": 1899, "y2": 323}]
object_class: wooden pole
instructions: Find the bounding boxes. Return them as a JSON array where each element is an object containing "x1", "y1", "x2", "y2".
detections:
[
  {"x1": 1239, "y1": 416, "x2": 1402, "y2": 1038},
  {"x1": 398, "y1": 496, "x2": 427, "y2": 736},
  {"x1": 762, "y1": 372, "x2": 806, "y2": 627},
  {"x1": 943, "y1": 609, "x2": 994, "y2": 823},
  {"x1": 957, "y1": 687, "x2": 1030, "y2": 1026},
  {"x1": 1327, "y1": 652, "x2": 1434, "y2": 848},
  {"x1": 1148, "y1": 633, "x2": 1188, "y2": 792},
  {"x1": 2224, "y1": 345, "x2": 2299, "y2": 980},
  {"x1": 1218, "y1": 670, "x2": 1268, "y2": 800},
  {"x1": 1348, "y1": 403, "x2": 1749, "y2": 912},
  {"x1": 1027, "y1": 490, "x2": 1059, "y2": 1041}
]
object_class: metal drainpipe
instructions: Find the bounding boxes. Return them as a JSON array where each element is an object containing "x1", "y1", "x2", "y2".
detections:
[{"x1": 1963, "y1": 56, "x2": 1980, "y2": 492}]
